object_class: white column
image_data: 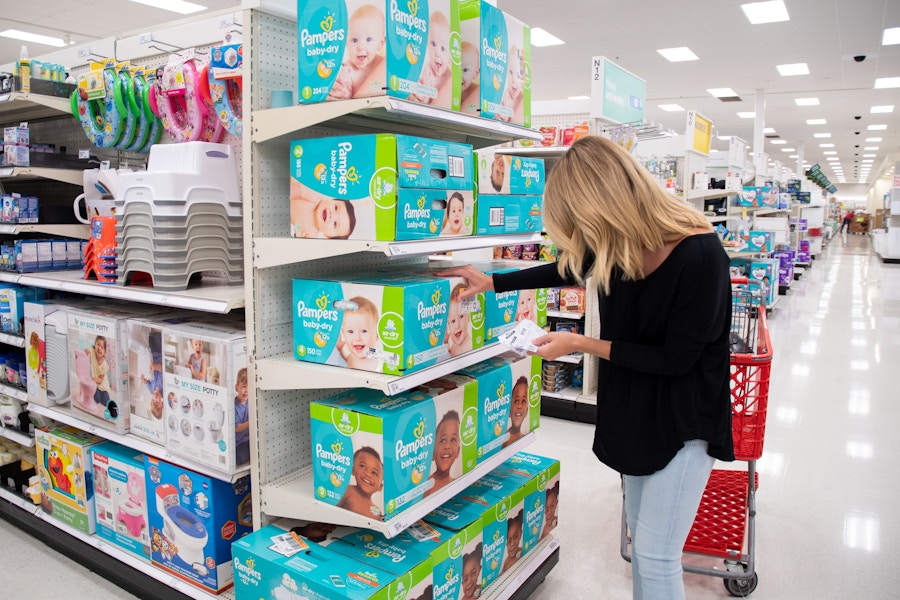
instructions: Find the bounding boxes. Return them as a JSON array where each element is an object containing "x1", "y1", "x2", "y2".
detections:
[
  {"x1": 753, "y1": 89, "x2": 766, "y2": 185},
  {"x1": 796, "y1": 142, "x2": 805, "y2": 180}
]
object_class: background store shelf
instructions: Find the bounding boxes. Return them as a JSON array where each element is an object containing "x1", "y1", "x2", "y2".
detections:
[
  {"x1": 251, "y1": 96, "x2": 543, "y2": 147},
  {"x1": 0, "y1": 331, "x2": 25, "y2": 347},
  {"x1": 0, "y1": 425, "x2": 33, "y2": 447},
  {"x1": 553, "y1": 352, "x2": 584, "y2": 365},
  {"x1": 0, "y1": 91, "x2": 72, "y2": 121},
  {"x1": 0, "y1": 382, "x2": 27, "y2": 401},
  {"x1": 255, "y1": 343, "x2": 508, "y2": 395},
  {"x1": 546, "y1": 309, "x2": 584, "y2": 320},
  {"x1": 27, "y1": 403, "x2": 249, "y2": 483},
  {"x1": 0, "y1": 224, "x2": 90, "y2": 238},
  {"x1": 253, "y1": 233, "x2": 545, "y2": 269},
  {"x1": 686, "y1": 189, "x2": 740, "y2": 202},
  {"x1": 484, "y1": 536, "x2": 560, "y2": 600},
  {"x1": 260, "y1": 432, "x2": 536, "y2": 538},
  {"x1": 10, "y1": 270, "x2": 244, "y2": 313},
  {"x1": 0, "y1": 166, "x2": 84, "y2": 186},
  {"x1": 542, "y1": 386, "x2": 584, "y2": 402},
  {"x1": 495, "y1": 146, "x2": 569, "y2": 158}
]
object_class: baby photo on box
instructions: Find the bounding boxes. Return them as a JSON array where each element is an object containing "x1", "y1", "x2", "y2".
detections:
[{"x1": 68, "y1": 311, "x2": 126, "y2": 431}]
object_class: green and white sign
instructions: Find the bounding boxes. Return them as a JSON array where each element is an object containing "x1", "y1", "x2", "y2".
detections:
[{"x1": 589, "y1": 56, "x2": 646, "y2": 124}]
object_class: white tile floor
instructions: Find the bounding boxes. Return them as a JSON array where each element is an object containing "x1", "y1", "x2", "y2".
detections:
[{"x1": 1, "y1": 233, "x2": 897, "y2": 599}]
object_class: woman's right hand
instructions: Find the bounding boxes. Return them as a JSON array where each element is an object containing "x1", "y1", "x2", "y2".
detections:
[{"x1": 434, "y1": 265, "x2": 494, "y2": 300}]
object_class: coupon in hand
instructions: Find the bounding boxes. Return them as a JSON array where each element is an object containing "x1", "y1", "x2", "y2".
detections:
[{"x1": 498, "y1": 318, "x2": 547, "y2": 356}]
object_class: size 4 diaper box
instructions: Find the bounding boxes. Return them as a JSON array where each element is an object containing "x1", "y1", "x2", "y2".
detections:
[
  {"x1": 483, "y1": 279, "x2": 548, "y2": 342},
  {"x1": 459, "y1": 0, "x2": 531, "y2": 126},
  {"x1": 232, "y1": 524, "x2": 402, "y2": 600},
  {"x1": 475, "y1": 150, "x2": 545, "y2": 196},
  {"x1": 292, "y1": 271, "x2": 482, "y2": 375},
  {"x1": 90, "y1": 443, "x2": 151, "y2": 562},
  {"x1": 456, "y1": 353, "x2": 542, "y2": 462},
  {"x1": 144, "y1": 456, "x2": 253, "y2": 594},
  {"x1": 161, "y1": 320, "x2": 249, "y2": 475},
  {"x1": 290, "y1": 134, "x2": 474, "y2": 241},
  {"x1": 311, "y1": 385, "x2": 470, "y2": 521},
  {"x1": 35, "y1": 425, "x2": 106, "y2": 534},
  {"x1": 475, "y1": 194, "x2": 543, "y2": 236},
  {"x1": 297, "y1": 0, "x2": 461, "y2": 110}
]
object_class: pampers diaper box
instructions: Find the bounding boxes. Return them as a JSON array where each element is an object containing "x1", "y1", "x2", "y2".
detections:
[
  {"x1": 35, "y1": 425, "x2": 106, "y2": 534},
  {"x1": 90, "y1": 443, "x2": 151, "y2": 563},
  {"x1": 161, "y1": 320, "x2": 248, "y2": 475},
  {"x1": 459, "y1": 0, "x2": 531, "y2": 126},
  {"x1": 420, "y1": 505, "x2": 485, "y2": 600},
  {"x1": 495, "y1": 452, "x2": 561, "y2": 557},
  {"x1": 292, "y1": 270, "x2": 482, "y2": 375},
  {"x1": 414, "y1": 372, "x2": 480, "y2": 477},
  {"x1": 290, "y1": 134, "x2": 474, "y2": 241},
  {"x1": 297, "y1": 0, "x2": 462, "y2": 110},
  {"x1": 457, "y1": 353, "x2": 541, "y2": 462},
  {"x1": 144, "y1": 456, "x2": 253, "y2": 593},
  {"x1": 310, "y1": 386, "x2": 468, "y2": 520},
  {"x1": 474, "y1": 150, "x2": 545, "y2": 196},
  {"x1": 475, "y1": 195, "x2": 543, "y2": 236}
]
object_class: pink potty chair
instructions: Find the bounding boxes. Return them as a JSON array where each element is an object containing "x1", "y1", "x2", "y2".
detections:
[
  {"x1": 73, "y1": 350, "x2": 97, "y2": 407},
  {"x1": 117, "y1": 472, "x2": 147, "y2": 538}
]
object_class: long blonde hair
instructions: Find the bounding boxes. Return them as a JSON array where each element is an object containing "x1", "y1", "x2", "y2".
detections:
[{"x1": 543, "y1": 135, "x2": 709, "y2": 294}]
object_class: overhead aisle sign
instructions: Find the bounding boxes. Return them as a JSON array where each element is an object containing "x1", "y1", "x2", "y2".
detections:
[
  {"x1": 685, "y1": 110, "x2": 712, "y2": 155},
  {"x1": 589, "y1": 56, "x2": 645, "y2": 124}
]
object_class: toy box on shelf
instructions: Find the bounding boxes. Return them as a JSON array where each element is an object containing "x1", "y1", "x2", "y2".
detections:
[
  {"x1": 144, "y1": 456, "x2": 253, "y2": 594},
  {"x1": 90, "y1": 443, "x2": 151, "y2": 563},
  {"x1": 35, "y1": 425, "x2": 106, "y2": 534}
]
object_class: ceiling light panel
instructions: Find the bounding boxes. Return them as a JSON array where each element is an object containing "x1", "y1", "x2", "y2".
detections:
[
  {"x1": 807, "y1": 118, "x2": 827, "y2": 125},
  {"x1": 531, "y1": 27, "x2": 565, "y2": 47},
  {"x1": 870, "y1": 105, "x2": 894, "y2": 113},
  {"x1": 770, "y1": 139, "x2": 787, "y2": 144},
  {"x1": 874, "y1": 77, "x2": 900, "y2": 89},
  {"x1": 738, "y1": 111, "x2": 756, "y2": 118},
  {"x1": 884, "y1": 28, "x2": 900, "y2": 45},
  {"x1": 742, "y1": 0, "x2": 790, "y2": 24},
  {"x1": 707, "y1": 87, "x2": 738, "y2": 97},
  {"x1": 126, "y1": 0, "x2": 207, "y2": 14},
  {"x1": 864, "y1": 146, "x2": 879, "y2": 150},
  {"x1": 658, "y1": 104, "x2": 685, "y2": 112},
  {"x1": 0, "y1": 29, "x2": 67, "y2": 47},
  {"x1": 819, "y1": 143, "x2": 834, "y2": 147},
  {"x1": 867, "y1": 124, "x2": 887, "y2": 130},
  {"x1": 777, "y1": 63, "x2": 809, "y2": 76},
  {"x1": 814, "y1": 133, "x2": 831, "y2": 138},
  {"x1": 795, "y1": 97, "x2": 820, "y2": 106},
  {"x1": 866, "y1": 137, "x2": 882, "y2": 142},
  {"x1": 657, "y1": 47, "x2": 698, "y2": 61}
]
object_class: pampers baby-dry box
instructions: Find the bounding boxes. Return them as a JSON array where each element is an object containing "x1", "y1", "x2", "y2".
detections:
[
  {"x1": 475, "y1": 150, "x2": 545, "y2": 196},
  {"x1": 311, "y1": 387, "x2": 454, "y2": 520},
  {"x1": 292, "y1": 270, "x2": 483, "y2": 375},
  {"x1": 396, "y1": 188, "x2": 476, "y2": 240},
  {"x1": 298, "y1": 0, "x2": 462, "y2": 109},
  {"x1": 290, "y1": 134, "x2": 474, "y2": 241},
  {"x1": 459, "y1": 0, "x2": 531, "y2": 126},
  {"x1": 475, "y1": 195, "x2": 543, "y2": 236}
]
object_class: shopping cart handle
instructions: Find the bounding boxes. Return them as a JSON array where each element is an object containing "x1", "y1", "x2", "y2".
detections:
[{"x1": 731, "y1": 277, "x2": 749, "y2": 284}]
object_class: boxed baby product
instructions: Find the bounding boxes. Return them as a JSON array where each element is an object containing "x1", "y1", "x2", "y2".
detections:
[
  {"x1": 485, "y1": 282, "x2": 548, "y2": 343},
  {"x1": 474, "y1": 150, "x2": 545, "y2": 196},
  {"x1": 292, "y1": 270, "x2": 482, "y2": 375},
  {"x1": 748, "y1": 259, "x2": 779, "y2": 308},
  {"x1": 497, "y1": 452, "x2": 560, "y2": 556},
  {"x1": 418, "y1": 508, "x2": 485, "y2": 600},
  {"x1": 297, "y1": 0, "x2": 461, "y2": 110},
  {"x1": 90, "y1": 443, "x2": 151, "y2": 562},
  {"x1": 311, "y1": 386, "x2": 463, "y2": 520},
  {"x1": 478, "y1": 478, "x2": 525, "y2": 588},
  {"x1": 35, "y1": 425, "x2": 105, "y2": 534},
  {"x1": 161, "y1": 320, "x2": 248, "y2": 474},
  {"x1": 396, "y1": 188, "x2": 476, "y2": 240},
  {"x1": 290, "y1": 134, "x2": 473, "y2": 241},
  {"x1": 144, "y1": 456, "x2": 253, "y2": 593},
  {"x1": 456, "y1": 353, "x2": 542, "y2": 462},
  {"x1": 414, "y1": 372, "x2": 480, "y2": 478},
  {"x1": 232, "y1": 524, "x2": 401, "y2": 600},
  {"x1": 459, "y1": 0, "x2": 531, "y2": 126},
  {"x1": 475, "y1": 194, "x2": 543, "y2": 236}
]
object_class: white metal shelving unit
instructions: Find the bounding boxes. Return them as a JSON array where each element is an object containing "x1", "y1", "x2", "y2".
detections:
[
  {"x1": 0, "y1": 165, "x2": 84, "y2": 186},
  {"x1": 0, "y1": 424, "x2": 33, "y2": 447}
]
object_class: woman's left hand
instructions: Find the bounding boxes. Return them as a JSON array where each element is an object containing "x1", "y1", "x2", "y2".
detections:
[{"x1": 530, "y1": 332, "x2": 585, "y2": 361}]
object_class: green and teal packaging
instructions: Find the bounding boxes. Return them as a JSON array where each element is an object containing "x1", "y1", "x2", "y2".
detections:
[
  {"x1": 396, "y1": 188, "x2": 476, "y2": 240},
  {"x1": 458, "y1": 0, "x2": 531, "y2": 126},
  {"x1": 310, "y1": 384, "x2": 476, "y2": 520},
  {"x1": 477, "y1": 479, "x2": 525, "y2": 588},
  {"x1": 456, "y1": 353, "x2": 542, "y2": 462},
  {"x1": 292, "y1": 270, "x2": 483, "y2": 374},
  {"x1": 290, "y1": 134, "x2": 474, "y2": 241},
  {"x1": 474, "y1": 149, "x2": 545, "y2": 195},
  {"x1": 421, "y1": 503, "x2": 485, "y2": 600},
  {"x1": 231, "y1": 524, "x2": 399, "y2": 599},
  {"x1": 413, "y1": 372, "x2": 480, "y2": 475},
  {"x1": 493, "y1": 452, "x2": 561, "y2": 556},
  {"x1": 324, "y1": 529, "x2": 433, "y2": 597},
  {"x1": 475, "y1": 194, "x2": 543, "y2": 236},
  {"x1": 297, "y1": 0, "x2": 462, "y2": 109}
]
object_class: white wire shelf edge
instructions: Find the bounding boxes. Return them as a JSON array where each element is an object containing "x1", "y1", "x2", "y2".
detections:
[
  {"x1": 483, "y1": 536, "x2": 560, "y2": 600},
  {"x1": 27, "y1": 403, "x2": 250, "y2": 483},
  {"x1": 0, "y1": 91, "x2": 71, "y2": 116},
  {"x1": 0, "y1": 382, "x2": 27, "y2": 401},
  {"x1": 553, "y1": 352, "x2": 584, "y2": 364},
  {"x1": 251, "y1": 96, "x2": 543, "y2": 147},
  {"x1": 0, "y1": 424, "x2": 33, "y2": 447},
  {"x1": 0, "y1": 486, "x2": 37, "y2": 513},
  {"x1": 0, "y1": 166, "x2": 85, "y2": 186},
  {"x1": 260, "y1": 432, "x2": 535, "y2": 538},
  {"x1": 253, "y1": 233, "x2": 545, "y2": 269},
  {"x1": 546, "y1": 310, "x2": 584, "y2": 320},
  {"x1": 494, "y1": 146, "x2": 569, "y2": 158},
  {"x1": 0, "y1": 224, "x2": 90, "y2": 238},
  {"x1": 541, "y1": 386, "x2": 583, "y2": 402},
  {"x1": 15, "y1": 270, "x2": 245, "y2": 314},
  {"x1": 686, "y1": 189, "x2": 740, "y2": 202},
  {"x1": 256, "y1": 343, "x2": 508, "y2": 395},
  {"x1": 0, "y1": 331, "x2": 25, "y2": 347}
]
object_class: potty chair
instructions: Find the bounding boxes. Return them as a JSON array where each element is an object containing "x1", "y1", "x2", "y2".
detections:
[
  {"x1": 117, "y1": 472, "x2": 147, "y2": 538},
  {"x1": 155, "y1": 483, "x2": 208, "y2": 569},
  {"x1": 73, "y1": 349, "x2": 97, "y2": 407},
  {"x1": 208, "y1": 403, "x2": 225, "y2": 443}
]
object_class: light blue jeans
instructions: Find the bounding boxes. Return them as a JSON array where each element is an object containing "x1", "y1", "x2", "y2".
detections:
[{"x1": 624, "y1": 440, "x2": 715, "y2": 600}]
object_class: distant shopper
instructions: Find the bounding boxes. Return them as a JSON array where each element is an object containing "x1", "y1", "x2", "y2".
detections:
[
  {"x1": 438, "y1": 135, "x2": 734, "y2": 600},
  {"x1": 840, "y1": 210, "x2": 854, "y2": 233}
]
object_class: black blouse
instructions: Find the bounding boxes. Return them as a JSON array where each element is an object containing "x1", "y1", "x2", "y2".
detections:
[{"x1": 494, "y1": 233, "x2": 735, "y2": 475}]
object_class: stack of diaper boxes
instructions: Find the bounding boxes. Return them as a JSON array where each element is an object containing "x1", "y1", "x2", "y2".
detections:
[
  {"x1": 297, "y1": 0, "x2": 461, "y2": 110},
  {"x1": 459, "y1": 0, "x2": 532, "y2": 127},
  {"x1": 308, "y1": 353, "x2": 540, "y2": 521},
  {"x1": 231, "y1": 451, "x2": 558, "y2": 600},
  {"x1": 474, "y1": 149, "x2": 544, "y2": 236},
  {"x1": 289, "y1": 134, "x2": 474, "y2": 242}
]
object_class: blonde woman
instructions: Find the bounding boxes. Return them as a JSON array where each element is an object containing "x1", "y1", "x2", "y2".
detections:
[{"x1": 438, "y1": 135, "x2": 734, "y2": 600}]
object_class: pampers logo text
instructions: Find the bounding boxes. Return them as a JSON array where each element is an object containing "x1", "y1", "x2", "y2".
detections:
[
  {"x1": 297, "y1": 296, "x2": 339, "y2": 321},
  {"x1": 391, "y1": 0, "x2": 427, "y2": 32},
  {"x1": 331, "y1": 142, "x2": 359, "y2": 196},
  {"x1": 485, "y1": 382, "x2": 511, "y2": 420},
  {"x1": 300, "y1": 13, "x2": 345, "y2": 47},
  {"x1": 396, "y1": 419, "x2": 433, "y2": 470},
  {"x1": 483, "y1": 36, "x2": 508, "y2": 64},
  {"x1": 316, "y1": 441, "x2": 351, "y2": 466},
  {"x1": 233, "y1": 557, "x2": 262, "y2": 582},
  {"x1": 434, "y1": 566, "x2": 460, "y2": 598}
]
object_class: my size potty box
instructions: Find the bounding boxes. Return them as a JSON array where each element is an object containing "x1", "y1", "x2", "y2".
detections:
[
  {"x1": 292, "y1": 271, "x2": 482, "y2": 375},
  {"x1": 232, "y1": 524, "x2": 400, "y2": 600},
  {"x1": 475, "y1": 150, "x2": 545, "y2": 195},
  {"x1": 297, "y1": 0, "x2": 462, "y2": 109},
  {"x1": 475, "y1": 194, "x2": 543, "y2": 236},
  {"x1": 161, "y1": 321, "x2": 248, "y2": 475},
  {"x1": 290, "y1": 134, "x2": 474, "y2": 241},
  {"x1": 459, "y1": 0, "x2": 531, "y2": 126},
  {"x1": 457, "y1": 353, "x2": 542, "y2": 462},
  {"x1": 90, "y1": 443, "x2": 151, "y2": 562},
  {"x1": 311, "y1": 387, "x2": 449, "y2": 520},
  {"x1": 144, "y1": 456, "x2": 253, "y2": 593},
  {"x1": 35, "y1": 425, "x2": 105, "y2": 534}
]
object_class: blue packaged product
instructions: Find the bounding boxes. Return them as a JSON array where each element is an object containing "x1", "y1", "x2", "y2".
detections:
[{"x1": 475, "y1": 194, "x2": 543, "y2": 236}]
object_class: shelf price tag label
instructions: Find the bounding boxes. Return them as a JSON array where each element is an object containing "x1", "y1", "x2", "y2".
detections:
[
  {"x1": 685, "y1": 111, "x2": 712, "y2": 156},
  {"x1": 590, "y1": 56, "x2": 646, "y2": 125}
]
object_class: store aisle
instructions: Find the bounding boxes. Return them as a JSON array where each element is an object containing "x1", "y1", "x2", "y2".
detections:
[{"x1": 1, "y1": 234, "x2": 897, "y2": 599}]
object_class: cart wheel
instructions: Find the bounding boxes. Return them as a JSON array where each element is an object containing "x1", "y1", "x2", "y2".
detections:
[{"x1": 724, "y1": 572, "x2": 758, "y2": 597}]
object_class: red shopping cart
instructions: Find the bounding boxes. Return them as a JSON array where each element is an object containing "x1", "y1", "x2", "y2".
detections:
[{"x1": 620, "y1": 281, "x2": 773, "y2": 596}]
